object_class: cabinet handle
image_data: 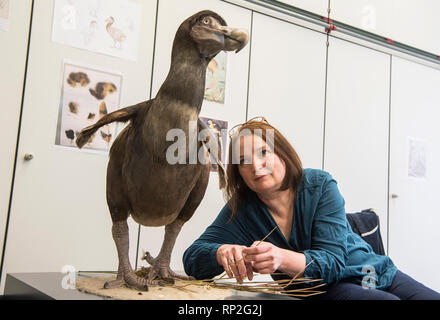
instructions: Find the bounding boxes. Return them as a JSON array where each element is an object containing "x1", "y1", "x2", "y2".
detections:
[
  {"x1": 391, "y1": 194, "x2": 399, "y2": 199},
  {"x1": 24, "y1": 153, "x2": 34, "y2": 161}
]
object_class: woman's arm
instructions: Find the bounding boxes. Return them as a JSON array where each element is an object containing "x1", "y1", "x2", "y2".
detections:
[
  {"x1": 182, "y1": 204, "x2": 252, "y2": 280},
  {"x1": 300, "y1": 175, "x2": 348, "y2": 284}
]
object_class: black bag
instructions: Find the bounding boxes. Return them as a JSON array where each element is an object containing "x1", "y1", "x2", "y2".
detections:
[{"x1": 346, "y1": 209, "x2": 385, "y2": 256}]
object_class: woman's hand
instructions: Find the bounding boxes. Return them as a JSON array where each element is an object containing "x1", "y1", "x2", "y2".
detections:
[
  {"x1": 216, "y1": 244, "x2": 254, "y2": 283},
  {"x1": 242, "y1": 241, "x2": 285, "y2": 274}
]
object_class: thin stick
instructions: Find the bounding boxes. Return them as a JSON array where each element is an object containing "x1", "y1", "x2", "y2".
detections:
[
  {"x1": 255, "y1": 225, "x2": 278, "y2": 246},
  {"x1": 180, "y1": 275, "x2": 326, "y2": 298},
  {"x1": 235, "y1": 226, "x2": 278, "y2": 265},
  {"x1": 78, "y1": 270, "x2": 117, "y2": 274},
  {"x1": 282, "y1": 283, "x2": 327, "y2": 293},
  {"x1": 284, "y1": 259, "x2": 315, "y2": 287},
  {"x1": 183, "y1": 226, "x2": 327, "y2": 298},
  {"x1": 279, "y1": 279, "x2": 322, "y2": 286},
  {"x1": 281, "y1": 291, "x2": 325, "y2": 298},
  {"x1": 174, "y1": 286, "x2": 197, "y2": 293}
]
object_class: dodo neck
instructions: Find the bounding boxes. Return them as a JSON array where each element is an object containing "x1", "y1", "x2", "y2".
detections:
[{"x1": 156, "y1": 36, "x2": 211, "y2": 114}]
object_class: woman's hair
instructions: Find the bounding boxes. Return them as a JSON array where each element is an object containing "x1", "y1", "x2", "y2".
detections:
[{"x1": 225, "y1": 120, "x2": 303, "y2": 218}]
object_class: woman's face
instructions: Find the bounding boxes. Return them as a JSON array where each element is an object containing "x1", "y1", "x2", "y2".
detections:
[{"x1": 235, "y1": 134, "x2": 286, "y2": 195}]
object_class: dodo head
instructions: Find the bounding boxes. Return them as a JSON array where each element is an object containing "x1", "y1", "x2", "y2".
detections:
[{"x1": 175, "y1": 10, "x2": 249, "y2": 59}]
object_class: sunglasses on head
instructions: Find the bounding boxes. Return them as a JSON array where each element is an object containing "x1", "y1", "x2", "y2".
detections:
[{"x1": 228, "y1": 116, "x2": 269, "y2": 138}]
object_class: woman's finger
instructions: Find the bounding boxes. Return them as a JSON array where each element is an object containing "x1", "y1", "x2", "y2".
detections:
[
  {"x1": 245, "y1": 259, "x2": 254, "y2": 281},
  {"x1": 253, "y1": 260, "x2": 276, "y2": 274},
  {"x1": 245, "y1": 250, "x2": 272, "y2": 263},
  {"x1": 233, "y1": 252, "x2": 249, "y2": 282},
  {"x1": 243, "y1": 244, "x2": 269, "y2": 256},
  {"x1": 227, "y1": 255, "x2": 243, "y2": 283},
  {"x1": 221, "y1": 254, "x2": 233, "y2": 278}
]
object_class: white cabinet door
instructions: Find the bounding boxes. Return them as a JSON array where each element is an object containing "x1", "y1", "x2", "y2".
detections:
[
  {"x1": 137, "y1": 0, "x2": 252, "y2": 271},
  {"x1": 247, "y1": 12, "x2": 327, "y2": 169},
  {"x1": 0, "y1": 0, "x2": 157, "y2": 291},
  {"x1": 0, "y1": 0, "x2": 32, "y2": 277},
  {"x1": 389, "y1": 56, "x2": 440, "y2": 292},
  {"x1": 324, "y1": 37, "x2": 391, "y2": 251}
]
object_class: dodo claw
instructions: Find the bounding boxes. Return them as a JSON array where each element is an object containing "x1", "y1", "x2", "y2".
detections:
[
  {"x1": 142, "y1": 250, "x2": 195, "y2": 282},
  {"x1": 102, "y1": 270, "x2": 156, "y2": 291}
]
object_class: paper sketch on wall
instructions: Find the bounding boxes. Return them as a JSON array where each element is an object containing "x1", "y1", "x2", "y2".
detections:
[
  {"x1": 55, "y1": 61, "x2": 122, "y2": 151},
  {"x1": 204, "y1": 51, "x2": 227, "y2": 104},
  {"x1": 0, "y1": 0, "x2": 10, "y2": 31},
  {"x1": 52, "y1": 0, "x2": 141, "y2": 61},
  {"x1": 408, "y1": 137, "x2": 427, "y2": 179},
  {"x1": 199, "y1": 117, "x2": 228, "y2": 172}
]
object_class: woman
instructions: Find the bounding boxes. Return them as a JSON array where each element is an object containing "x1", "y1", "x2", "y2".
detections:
[{"x1": 183, "y1": 117, "x2": 440, "y2": 300}]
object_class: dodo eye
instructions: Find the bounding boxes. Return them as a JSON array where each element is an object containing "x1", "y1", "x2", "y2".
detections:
[{"x1": 202, "y1": 17, "x2": 210, "y2": 24}]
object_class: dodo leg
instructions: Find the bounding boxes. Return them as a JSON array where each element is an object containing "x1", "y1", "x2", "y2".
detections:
[
  {"x1": 103, "y1": 264, "x2": 124, "y2": 289},
  {"x1": 143, "y1": 166, "x2": 210, "y2": 282},
  {"x1": 104, "y1": 220, "x2": 161, "y2": 290},
  {"x1": 143, "y1": 218, "x2": 194, "y2": 282}
]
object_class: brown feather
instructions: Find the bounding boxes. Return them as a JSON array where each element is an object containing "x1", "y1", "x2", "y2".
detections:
[
  {"x1": 68, "y1": 102, "x2": 78, "y2": 114},
  {"x1": 99, "y1": 101, "x2": 108, "y2": 118},
  {"x1": 100, "y1": 130, "x2": 112, "y2": 143}
]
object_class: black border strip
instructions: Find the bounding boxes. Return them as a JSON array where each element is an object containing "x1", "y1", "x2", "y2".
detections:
[
  {"x1": 386, "y1": 55, "x2": 393, "y2": 256},
  {"x1": 321, "y1": 0, "x2": 331, "y2": 170},
  {"x1": 244, "y1": 10, "x2": 254, "y2": 121}
]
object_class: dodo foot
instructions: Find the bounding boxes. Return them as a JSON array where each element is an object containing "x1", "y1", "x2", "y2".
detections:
[
  {"x1": 103, "y1": 279, "x2": 126, "y2": 289},
  {"x1": 103, "y1": 270, "x2": 164, "y2": 291},
  {"x1": 142, "y1": 251, "x2": 196, "y2": 282}
]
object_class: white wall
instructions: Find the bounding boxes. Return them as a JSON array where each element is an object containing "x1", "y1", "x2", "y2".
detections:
[
  {"x1": 278, "y1": 0, "x2": 329, "y2": 17},
  {"x1": 277, "y1": 0, "x2": 440, "y2": 55},
  {"x1": 331, "y1": 0, "x2": 440, "y2": 55},
  {"x1": 1, "y1": 0, "x2": 440, "y2": 294}
]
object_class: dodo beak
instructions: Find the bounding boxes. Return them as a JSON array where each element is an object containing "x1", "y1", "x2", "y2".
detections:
[{"x1": 220, "y1": 26, "x2": 249, "y2": 53}]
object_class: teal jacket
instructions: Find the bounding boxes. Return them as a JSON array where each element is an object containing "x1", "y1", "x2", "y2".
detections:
[{"x1": 183, "y1": 168, "x2": 397, "y2": 289}]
